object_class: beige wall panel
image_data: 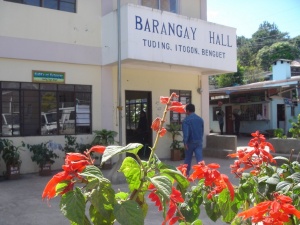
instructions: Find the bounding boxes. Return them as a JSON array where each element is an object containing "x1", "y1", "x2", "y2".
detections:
[
  {"x1": 0, "y1": 0, "x2": 101, "y2": 47},
  {"x1": 180, "y1": 0, "x2": 201, "y2": 19},
  {"x1": 111, "y1": 67, "x2": 202, "y2": 159}
]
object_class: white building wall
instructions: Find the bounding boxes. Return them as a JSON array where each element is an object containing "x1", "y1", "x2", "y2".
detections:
[{"x1": 0, "y1": 0, "x2": 237, "y2": 175}]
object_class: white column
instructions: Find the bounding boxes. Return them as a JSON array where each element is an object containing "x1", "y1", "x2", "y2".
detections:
[{"x1": 201, "y1": 75, "x2": 210, "y2": 147}]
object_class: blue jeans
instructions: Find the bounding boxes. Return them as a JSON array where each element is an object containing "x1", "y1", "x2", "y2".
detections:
[{"x1": 184, "y1": 142, "x2": 203, "y2": 175}]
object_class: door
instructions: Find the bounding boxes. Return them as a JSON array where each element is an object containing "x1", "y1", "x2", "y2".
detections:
[
  {"x1": 125, "y1": 91, "x2": 152, "y2": 159},
  {"x1": 277, "y1": 104, "x2": 285, "y2": 132},
  {"x1": 225, "y1": 106, "x2": 234, "y2": 134}
]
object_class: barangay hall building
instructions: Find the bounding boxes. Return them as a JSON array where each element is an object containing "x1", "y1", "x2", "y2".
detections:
[{"x1": 0, "y1": 0, "x2": 237, "y2": 175}]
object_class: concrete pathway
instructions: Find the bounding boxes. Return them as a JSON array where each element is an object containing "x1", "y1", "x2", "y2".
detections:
[{"x1": 0, "y1": 136, "x2": 253, "y2": 225}]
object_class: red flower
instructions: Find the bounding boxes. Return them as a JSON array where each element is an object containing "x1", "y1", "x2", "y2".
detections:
[
  {"x1": 87, "y1": 145, "x2": 106, "y2": 154},
  {"x1": 159, "y1": 127, "x2": 167, "y2": 137},
  {"x1": 168, "y1": 105, "x2": 186, "y2": 113},
  {"x1": 228, "y1": 131, "x2": 276, "y2": 176},
  {"x1": 42, "y1": 171, "x2": 73, "y2": 200},
  {"x1": 190, "y1": 161, "x2": 234, "y2": 200},
  {"x1": 151, "y1": 117, "x2": 161, "y2": 132},
  {"x1": 148, "y1": 184, "x2": 184, "y2": 225},
  {"x1": 177, "y1": 164, "x2": 188, "y2": 177},
  {"x1": 160, "y1": 96, "x2": 170, "y2": 104},
  {"x1": 238, "y1": 193, "x2": 300, "y2": 224}
]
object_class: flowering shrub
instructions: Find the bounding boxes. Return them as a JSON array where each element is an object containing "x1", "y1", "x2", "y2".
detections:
[{"x1": 43, "y1": 93, "x2": 300, "y2": 225}]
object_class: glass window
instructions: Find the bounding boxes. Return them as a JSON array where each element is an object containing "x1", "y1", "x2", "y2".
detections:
[
  {"x1": 170, "y1": 90, "x2": 191, "y2": 125},
  {"x1": 4, "y1": 0, "x2": 76, "y2": 13},
  {"x1": 44, "y1": 0, "x2": 58, "y2": 10},
  {"x1": 24, "y1": 0, "x2": 40, "y2": 6},
  {"x1": 141, "y1": 0, "x2": 178, "y2": 13},
  {"x1": 1, "y1": 90, "x2": 20, "y2": 136},
  {"x1": 0, "y1": 82, "x2": 91, "y2": 136}
]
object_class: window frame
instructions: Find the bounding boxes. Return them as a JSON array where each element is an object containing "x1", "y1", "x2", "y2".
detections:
[
  {"x1": 141, "y1": 0, "x2": 178, "y2": 13},
  {"x1": 4, "y1": 0, "x2": 77, "y2": 13},
  {"x1": 170, "y1": 89, "x2": 191, "y2": 125},
  {"x1": 0, "y1": 81, "x2": 91, "y2": 137}
]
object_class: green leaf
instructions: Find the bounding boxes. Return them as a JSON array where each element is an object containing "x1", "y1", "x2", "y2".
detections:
[
  {"x1": 266, "y1": 174, "x2": 280, "y2": 185},
  {"x1": 70, "y1": 216, "x2": 91, "y2": 225},
  {"x1": 114, "y1": 200, "x2": 144, "y2": 225},
  {"x1": 148, "y1": 176, "x2": 172, "y2": 201},
  {"x1": 258, "y1": 175, "x2": 269, "y2": 183},
  {"x1": 292, "y1": 183, "x2": 300, "y2": 194},
  {"x1": 160, "y1": 168, "x2": 190, "y2": 189},
  {"x1": 115, "y1": 192, "x2": 129, "y2": 201},
  {"x1": 179, "y1": 220, "x2": 203, "y2": 225},
  {"x1": 218, "y1": 188, "x2": 237, "y2": 222},
  {"x1": 180, "y1": 188, "x2": 203, "y2": 222},
  {"x1": 119, "y1": 157, "x2": 142, "y2": 192},
  {"x1": 204, "y1": 201, "x2": 221, "y2": 222},
  {"x1": 276, "y1": 181, "x2": 292, "y2": 193},
  {"x1": 274, "y1": 156, "x2": 290, "y2": 162},
  {"x1": 287, "y1": 172, "x2": 300, "y2": 183},
  {"x1": 60, "y1": 187, "x2": 87, "y2": 225},
  {"x1": 88, "y1": 180, "x2": 115, "y2": 224},
  {"x1": 79, "y1": 165, "x2": 105, "y2": 181},
  {"x1": 89, "y1": 204, "x2": 114, "y2": 225},
  {"x1": 102, "y1": 143, "x2": 143, "y2": 163}
]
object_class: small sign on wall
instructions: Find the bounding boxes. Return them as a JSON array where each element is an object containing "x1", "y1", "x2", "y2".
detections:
[{"x1": 32, "y1": 70, "x2": 65, "y2": 84}]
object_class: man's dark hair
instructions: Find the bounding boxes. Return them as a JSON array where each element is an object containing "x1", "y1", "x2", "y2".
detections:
[{"x1": 186, "y1": 103, "x2": 195, "y2": 112}]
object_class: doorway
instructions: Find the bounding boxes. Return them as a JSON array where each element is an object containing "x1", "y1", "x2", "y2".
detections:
[
  {"x1": 225, "y1": 105, "x2": 234, "y2": 134},
  {"x1": 277, "y1": 104, "x2": 285, "y2": 132},
  {"x1": 125, "y1": 91, "x2": 152, "y2": 159}
]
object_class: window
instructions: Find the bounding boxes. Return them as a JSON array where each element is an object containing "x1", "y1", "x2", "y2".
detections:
[
  {"x1": 141, "y1": 0, "x2": 178, "y2": 13},
  {"x1": 126, "y1": 98, "x2": 148, "y2": 130},
  {"x1": 170, "y1": 90, "x2": 191, "y2": 125},
  {"x1": 5, "y1": 0, "x2": 76, "y2": 13},
  {"x1": 0, "y1": 82, "x2": 91, "y2": 136}
]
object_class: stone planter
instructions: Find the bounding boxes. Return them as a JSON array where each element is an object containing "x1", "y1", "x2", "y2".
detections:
[
  {"x1": 268, "y1": 138, "x2": 300, "y2": 165},
  {"x1": 5, "y1": 164, "x2": 20, "y2": 180},
  {"x1": 268, "y1": 138, "x2": 300, "y2": 154},
  {"x1": 39, "y1": 164, "x2": 52, "y2": 176}
]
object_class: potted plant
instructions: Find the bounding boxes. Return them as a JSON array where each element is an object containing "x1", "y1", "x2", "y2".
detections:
[
  {"x1": 166, "y1": 123, "x2": 184, "y2": 161},
  {"x1": 0, "y1": 139, "x2": 23, "y2": 179},
  {"x1": 63, "y1": 135, "x2": 77, "y2": 154},
  {"x1": 91, "y1": 129, "x2": 118, "y2": 169},
  {"x1": 26, "y1": 142, "x2": 59, "y2": 176}
]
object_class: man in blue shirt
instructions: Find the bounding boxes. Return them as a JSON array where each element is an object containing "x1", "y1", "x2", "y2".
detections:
[{"x1": 182, "y1": 103, "x2": 204, "y2": 175}]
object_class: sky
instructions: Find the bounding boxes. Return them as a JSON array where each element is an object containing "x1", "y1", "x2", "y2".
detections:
[{"x1": 207, "y1": 0, "x2": 300, "y2": 38}]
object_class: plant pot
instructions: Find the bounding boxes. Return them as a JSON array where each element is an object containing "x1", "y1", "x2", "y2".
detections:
[
  {"x1": 39, "y1": 164, "x2": 52, "y2": 176},
  {"x1": 171, "y1": 149, "x2": 182, "y2": 161},
  {"x1": 101, "y1": 159, "x2": 112, "y2": 170},
  {"x1": 5, "y1": 164, "x2": 20, "y2": 180}
]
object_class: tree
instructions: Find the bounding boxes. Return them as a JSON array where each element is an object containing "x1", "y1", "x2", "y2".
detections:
[
  {"x1": 215, "y1": 64, "x2": 245, "y2": 88},
  {"x1": 243, "y1": 66, "x2": 265, "y2": 84},
  {"x1": 256, "y1": 42, "x2": 300, "y2": 71},
  {"x1": 251, "y1": 21, "x2": 289, "y2": 54},
  {"x1": 290, "y1": 35, "x2": 300, "y2": 51}
]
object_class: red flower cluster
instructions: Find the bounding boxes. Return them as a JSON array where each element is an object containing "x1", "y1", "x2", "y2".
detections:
[
  {"x1": 228, "y1": 131, "x2": 275, "y2": 177},
  {"x1": 151, "y1": 93, "x2": 186, "y2": 138},
  {"x1": 148, "y1": 183, "x2": 184, "y2": 225},
  {"x1": 189, "y1": 161, "x2": 234, "y2": 200},
  {"x1": 42, "y1": 145, "x2": 106, "y2": 201},
  {"x1": 238, "y1": 193, "x2": 300, "y2": 224}
]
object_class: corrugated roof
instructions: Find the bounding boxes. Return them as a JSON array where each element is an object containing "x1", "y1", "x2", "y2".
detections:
[{"x1": 210, "y1": 76, "x2": 300, "y2": 95}]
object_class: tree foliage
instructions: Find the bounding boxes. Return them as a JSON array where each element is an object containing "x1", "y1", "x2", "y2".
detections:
[
  {"x1": 214, "y1": 21, "x2": 300, "y2": 88},
  {"x1": 256, "y1": 42, "x2": 300, "y2": 71},
  {"x1": 215, "y1": 64, "x2": 245, "y2": 88}
]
